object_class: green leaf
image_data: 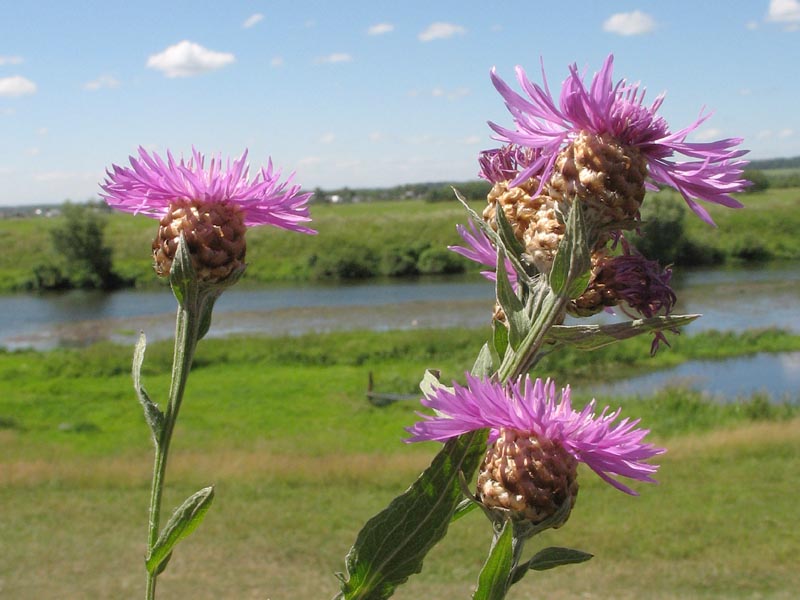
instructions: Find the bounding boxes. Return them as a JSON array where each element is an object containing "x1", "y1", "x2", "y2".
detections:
[
  {"x1": 452, "y1": 188, "x2": 533, "y2": 286},
  {"x1": 471, "y1": 343, "x2": 495, "y2": 378},
  {"x1": 526, "y1": 546, "x2": 593, "y2": 571},
  {"x1": 338, "y1": 429, "x2": 489, "y2": 600},
  {"x1": 493, "y1": 202, "x2": 526, "y2": 260},
  {"x1": 169, "y1": 235, "x2": 198, "y2": 310},
  {"x1": 495, "y1": 248, "x2": 529, "y2": 350},
  {"x1": 492, "y1": 319, "x2": 509, "y2": 364},
  {"x1": 549, "y1": 201, "x2": 591, "y2": 298},
  {"x1": 451, "y1": 498, "x2": 479, "y2": 523},
  {"x1": 546, "y1": 314, "x2": 701, "y2": 351},
  {"x1": 146, "y1": 486, "x2": 215, "y2": 575},
  {"x1": 472, "y1": 521, "x2": 514, "y2": 600},
  {"x1": 132, "y1": 332, "x2": 163, "y2": 441},
  {"x1": 419, "y1": 369, "x2": 448, "y2": 399}
]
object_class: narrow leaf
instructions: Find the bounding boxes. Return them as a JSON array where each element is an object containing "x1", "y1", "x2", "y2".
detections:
[
  {"x1": 493, "y1": 202, "x2": 526, "y2": 259},
  {"x1": 546, "y1": 314, "x2": 700, "y2": 350},
  {"x1": 492, "y1": 319, "x2": 509, "y2": 364},
  {"x1": 132, "y1": 332, "x2": 163, "y2": 440},
  {"x1": 527, "y1": 546, "x2": 593, "y2": 571},
  {"x1": 419, "y1": 369, "x2": 448, "y2": 399},
  {"x1": 472, "y1": 521, "x2": 514, "y2": 600},
  {"x1": 169, "y1": 235, "x2": 198, "y2": 310},
  {"x1": 549, "y1": 201, "x2": 591, "y2": 298},
  {"x1": 451, "y1": 498, "x2": 478, "y2": 523},
  {"x1": 471, "y1": 343, "x2": 495, "y2": 378},
  {"x1": 146, "y1": 486, "x2": 215, "y2": 575},
  {"x1": 339, "y1": 429, "x2": 489, "y2": 600},
  {"x1": 452, "y1": 188, "x2": 533, "y2": 286},
  {"x1": 495, "y1": 248, "x2": 528, "y2": 350}
]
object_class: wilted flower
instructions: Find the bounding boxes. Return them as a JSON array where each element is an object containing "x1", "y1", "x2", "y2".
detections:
[
  {"x1": 489, "y1": 54, "x2": 749, "y2": 226},
  {"x1": 101, "y1": 147, "x2": 314, "y2": 282},
  {"x1": 407, "y1": 374, "x2": 664, "y2": 524}
]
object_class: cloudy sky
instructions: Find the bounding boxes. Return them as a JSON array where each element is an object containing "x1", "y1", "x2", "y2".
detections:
[{"x1": 1, "y1": 1, "x2": 798, "y2": 206}]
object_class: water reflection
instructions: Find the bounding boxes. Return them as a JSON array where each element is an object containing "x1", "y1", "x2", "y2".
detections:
[
  {"x1": 589, "y1": 351, "x2": 800, "y2": 403},
  {"x1": 1, "y1": 263, "x2": 799, "y2": 350}
]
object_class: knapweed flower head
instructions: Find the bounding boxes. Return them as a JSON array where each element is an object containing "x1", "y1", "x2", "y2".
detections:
[
  {"x1": 570, "y1": 238, "x2": 677, "y2": 354},
  {"x1": 101, "y1": 148, "x2": 314, "y2": 283},
  {"x1": 489, "y1": 54, "x2": 749, "y2": 226},
  {"x1": 407, "y1": 374, "x2": 664, "y2": 524}
]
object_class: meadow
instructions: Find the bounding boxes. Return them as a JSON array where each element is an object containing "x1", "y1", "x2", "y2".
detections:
[
  {"x1": 1, "y1": 184, "x2": 799, "y2": 292},
  {"x1": 1, "y1": 327, "x2": 799, "y2": 598}
]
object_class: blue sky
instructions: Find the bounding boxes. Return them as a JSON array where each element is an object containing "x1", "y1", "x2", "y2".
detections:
[{"x1": 1, "y1": 1, "x2": 798, "y2": 206}]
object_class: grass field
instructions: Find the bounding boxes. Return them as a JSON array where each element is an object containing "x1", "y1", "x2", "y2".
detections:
[
  {"x1": 2, "y1": 184, "x2": 799, "y2": 291},
  {"x1": 1, "y1": 327, "x2": 799, "y2": 598}
]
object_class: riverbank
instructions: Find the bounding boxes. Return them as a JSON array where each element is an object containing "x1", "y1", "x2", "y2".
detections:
[
  {"x1": 1, "y1": 325, "x2": 798, "y2": 598},
  {"x1": 2, "y1": 186, "x2": 799, "y2": 292}
]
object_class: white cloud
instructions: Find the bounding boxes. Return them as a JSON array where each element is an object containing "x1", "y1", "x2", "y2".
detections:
[
  {"x1": 694, "y1": 127, "x2": 723, "y2": 141},
  {"x1": 0, "y1": 55, "x2": 23, "y2": 66},
  {"x1": 270, "y1": 56, "x2": 284, "y2": 68},
  {"x1": 147, "y1": 40, "x2": 235, "y2": 78},
  {"x1": 462, "y1": 135, "x2": 482, "y2": 145},
  {"x1": 778, "y1": 128, "x2": 795, "y2": 138},
  {"x1": 757, "y1": 129, "x2": 773, "y2": 139},
  {"x1": 367, "y1": 23, "x2": 394, "y2": 35},
  {"x1": 84, "y1": 75, "x2": 120, "y2": 91},
  {"x1": 26, "y1": 147, "x2": 40, "y2": 156},
  {"x1": 369, "y1": 131, "x2": 384, "y2": 142},
  {"x1": 37, "y1": 127, "x2": 48, "y2": 136},
  {"x1": 767, "y1": 0, "x2": 800, "y2": 27},
  {"x1": 430, "y1": 86, "x2": 470, "y2": 100},
  {"x1": 297, "y1": 156, "x2": 321, "y2": 167},
  {"x1": 746, "y1": 20, "x2": 759, "y2": 30},
  {"x1": 418, "y1": 22, "x2": 466, "y2": 42},
  {"x1": 315, "y1": 53, "x2": 353, "y2": 64},
  {"x1": 320, "y1": 132, "x2": 336, "y2": 144},
  {"x1": 242, "y1": 13, "x2": 264, "y2": 29},
  {"x1": 0, "y1": 75, "x2": 37, "y2": 97},
  {"x1": 603, "y1": 10, "x2": 657, "y2": 36}
]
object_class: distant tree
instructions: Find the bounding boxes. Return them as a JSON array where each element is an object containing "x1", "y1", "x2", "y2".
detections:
[
  {"x1": 48, "y1": 201, "x2": 120, "y2": 289},
  {"x1": 742, "y1": 169, "x2": 769, "y2": 192}
]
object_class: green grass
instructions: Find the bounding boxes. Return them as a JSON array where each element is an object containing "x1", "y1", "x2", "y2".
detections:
[
  {"x1": 3, "y1": 185, "x2": 800, "y2": 291},
  {"x1": 1, "y1": 327, "x2": 799, "y2": 598}
]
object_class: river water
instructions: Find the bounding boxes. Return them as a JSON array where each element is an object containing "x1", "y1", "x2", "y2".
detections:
[{"x1": 1, "y1": 263, "x2": 798, "y2": 401}]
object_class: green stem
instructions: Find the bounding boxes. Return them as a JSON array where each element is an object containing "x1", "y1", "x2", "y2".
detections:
[
  {"x1": 145, "y1": 303, "x2": 200, "y2": 600},
  {"x1": 496, "y1": 289, "x2": 568, "y2": 382}
]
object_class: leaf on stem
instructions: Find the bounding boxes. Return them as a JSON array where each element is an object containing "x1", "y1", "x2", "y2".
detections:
[
  {"x1": 549, "y1": 201, "x2": 592, "y2": 299},
  {"x1": 472, "y1": 520, "x2": 514, "y2": 600},
  {"x1": 526, "y1": 546, "x2": 593, "y2": 571},
  {"x1": 145, "y1": 486, "x2": 215, "y2": 575},
  {"x1": 495, "y1": 248, "x2": 529, "y2": 351},
  {"x1": 546, "y1": 314, "x2": 700, "y2": 350},
  {"x1": 337, "y1": 429, "x2": 489, "y2": 600},
  {"x1": 132, "y1": 332, "x2": 164, "y2": 441},
  {"x1": 169, "y1": 235, "x2": 198, "y2": 310},
  {"x1": 452, "y1": 188, "x2": 533, "y2": 287},
  {"x1": 471, "y1": 343, "x2": 495, "y2": 378}
]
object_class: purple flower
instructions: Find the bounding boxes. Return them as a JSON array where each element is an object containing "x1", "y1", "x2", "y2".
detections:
[
  {"x1": 478, "y1": 144, "x2": 541, "y2": 185},
  {"x1": 406, "y1": 374, "x2": 665, "y2": 495},
  {"x1": 489, "y1": 54, "x2": 749, "y2": 225},
  {"x1": 448, "y1": 220, "x2": 517, "y2": 285},
  {"x1": 101, "y1": 147, "x2": 315, "y2": 233}
]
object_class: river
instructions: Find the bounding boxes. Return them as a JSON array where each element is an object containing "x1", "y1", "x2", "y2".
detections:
[{"x1": 1, "y1": 264, "x2": 798, "y2": 401}]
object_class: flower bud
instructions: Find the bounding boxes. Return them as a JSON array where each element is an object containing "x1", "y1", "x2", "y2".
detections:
[
  {"x1": 477, "y1": 427, "x2": 578, "y2": 527},
  {"x1": 152, "y1": 199, "x2": 247, "y2": 284}
]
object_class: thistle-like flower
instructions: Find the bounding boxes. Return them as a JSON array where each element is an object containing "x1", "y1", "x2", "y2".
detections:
[
  {"x1": 489, "y1": 54, "x2": 749, "y2": 226},
  {"x1": 407, "y1": 374, "x2": 664, "y2": 525},
  {"x1": 101, "y1": 147, "x2": 315, "y2": 283}
]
